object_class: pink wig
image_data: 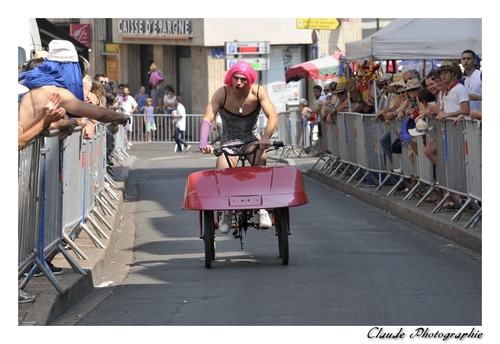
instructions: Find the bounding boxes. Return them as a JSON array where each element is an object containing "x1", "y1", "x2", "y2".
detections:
[{"x1": 224, "y1": 61, "x2": 258, "y2": 86}]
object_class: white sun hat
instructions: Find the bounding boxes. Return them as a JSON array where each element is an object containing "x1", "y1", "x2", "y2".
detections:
[{"x1": 409, "y1": 119, "x2": 434, "y2": 137}]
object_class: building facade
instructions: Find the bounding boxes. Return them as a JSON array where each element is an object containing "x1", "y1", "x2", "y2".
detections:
[{"x1": 48, "y1": 18, "x2": 364, "y2": 113}]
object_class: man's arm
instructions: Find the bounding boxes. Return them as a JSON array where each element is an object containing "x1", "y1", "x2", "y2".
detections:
[
  {"x1": 437, "y1": 101, "x2": 470, "y2": 121},
  {"x1": 199, "y1": 87, "x2": 224, "y2": 153},
  {"x1": 201, "y1": 87, "x2": 223, "y2": 123},
  {"x1": 59, "y1": 88, "x2": 130, "y2": 125}
]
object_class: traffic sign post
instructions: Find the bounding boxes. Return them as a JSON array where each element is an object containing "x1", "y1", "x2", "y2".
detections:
[
  {"x1": 226, "y1": 58, "x2": 270, "y2": 71},
  {"x1": 310, "y1": 45, "x2": 318, "y2": 60},
  {"x1": 225, "y1": 41, "x2": 271, "y2": 71},
  {"x1": 225, "y1": 41, "x2": 270, "y2": 55}
]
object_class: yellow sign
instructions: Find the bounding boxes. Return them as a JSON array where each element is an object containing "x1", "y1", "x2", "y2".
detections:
[{"x1": 296, "y1": 18, "x2": 340, "y2": 30}]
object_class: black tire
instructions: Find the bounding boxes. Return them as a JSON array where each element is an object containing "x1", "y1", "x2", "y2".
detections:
[
  {"x1": 203, "y1": 210, "x2": 215, "y2": 268},
  {"x1": 276, "y1": 208, "x2": 289, "y2": 265}
]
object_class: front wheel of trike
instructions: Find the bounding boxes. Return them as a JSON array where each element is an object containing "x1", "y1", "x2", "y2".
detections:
[
  {"x1": 276, "y1": 207, "x2": 289, "y2": 265},
  {"x1": 203, "y1": 210, "x2": 215, "y2": 268}
]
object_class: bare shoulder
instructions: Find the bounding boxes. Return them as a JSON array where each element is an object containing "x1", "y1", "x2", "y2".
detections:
[
  {"x1": 254, "y1": 84, "x2": 270, "y2": 99},
  {"x1": 211, "y1": 86, "x2": 226, "y2": 102}
]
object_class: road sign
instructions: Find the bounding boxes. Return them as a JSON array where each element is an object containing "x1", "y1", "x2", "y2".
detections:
[
  {"x1": 225, "y1": 41, "x2": 270, "y2": 55},
  {"x1": 296, "y1": 18, "x2": 340, "y2": 30},
  {"x1": 226, "y1": 58, "x2": 270, "y2": 71},
  {"x1": 311, "y1": 45, "x2": 318, "y2": 60}
]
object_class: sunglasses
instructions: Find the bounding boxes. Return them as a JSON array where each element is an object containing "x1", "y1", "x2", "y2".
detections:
[
  {"x1": 408, "y1": 88, "x2": 419, "y2": 92},
  {"x1": 337, "y1": 91, "x2": 346, "y2": 95},
  {"x1": 397, "y1": 90, "x2": 406, "y2": 95},
  {"x1": 100, "y1": 80, "x2": 107, "y2": 84}
]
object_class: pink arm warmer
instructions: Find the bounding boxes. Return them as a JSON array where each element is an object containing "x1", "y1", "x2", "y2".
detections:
[{"x1": 199, "y1": 120, "x2": 211, "y2": 149}]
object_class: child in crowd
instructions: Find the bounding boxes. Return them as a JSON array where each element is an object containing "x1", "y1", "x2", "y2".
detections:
[{"x1": 143, "y1": 97, "x2": 156, "y2": 142}]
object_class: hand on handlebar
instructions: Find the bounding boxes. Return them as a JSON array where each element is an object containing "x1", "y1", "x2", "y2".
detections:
[
  {"x1": 199, "y1": 144, "x2": 214, "y2": 155},
  {"x1": 258, "y1": 137, "x2": 272, "y2": 150}
]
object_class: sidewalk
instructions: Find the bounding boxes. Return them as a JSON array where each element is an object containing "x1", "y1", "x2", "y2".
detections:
[
  {"x1": 18, "y1": 158, "x2": 133, "y2": 326},
  {"x1": 18, "y1": 152, "x2": 481, "y2": 326}
]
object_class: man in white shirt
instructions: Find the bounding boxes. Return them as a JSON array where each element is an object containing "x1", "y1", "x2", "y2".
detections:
[
  {"x1": 119, "y1": 86, "x2": 138, "y2": 148},
  {"x1": 461, "y1": 50, "x2": 482, "y2": 111},
  {"x1": 171, "y1": 96, "x2": 191, "y2": 153},
  {"x1": 435, "y1": 61, "x2": 470, "y2": 122}
]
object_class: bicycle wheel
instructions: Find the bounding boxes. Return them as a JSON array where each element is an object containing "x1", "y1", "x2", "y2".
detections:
[
  {"x1": 276, "y1": 207, "x2": 289, "y2": 265},
  {"x1": 203, "y1": 210, "x2": 215, "y2": 268}
]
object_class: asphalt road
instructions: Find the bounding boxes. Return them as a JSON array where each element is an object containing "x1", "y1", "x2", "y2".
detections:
[{"x1": 52, "y1": 144, "x2": 481, "y2": 335}]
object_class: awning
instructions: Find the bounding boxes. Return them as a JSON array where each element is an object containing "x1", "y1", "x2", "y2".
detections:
[
  {"x1": 36, "y1": 19, "x2": 89, "y2": 60},
  {"x1": 285, "y1": 53, "x2": 344, "y2": 83}
]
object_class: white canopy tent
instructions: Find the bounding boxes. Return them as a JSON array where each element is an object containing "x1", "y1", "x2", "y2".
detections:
[{"x1": 345, "y1": 18, "x2": 482, "y2": 62}]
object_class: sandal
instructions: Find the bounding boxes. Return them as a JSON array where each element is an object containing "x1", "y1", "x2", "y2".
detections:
[
  {"x1": 443, "y1": 203, "x2": 457, "y2": 210},
  {"x1": 425, "y1": 196, "x2": 439, "y2": 203}
]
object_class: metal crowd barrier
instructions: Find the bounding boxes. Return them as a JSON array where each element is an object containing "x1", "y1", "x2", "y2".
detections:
[
  {"x1": 125, "y1": 113, "x2": 279, "y2": 147},
  {"x1": 128, "y1": 113, "x2": 204, "y2": 144},
  {"x1": 276, "y1": 110, "x2": 304, "y2": 158},
  {"x1": 312, "y1": 112, "x2": 482, "y2": 228},
  {"x1": 18, "y1": 124, "x2": 123, "y2": 294}
]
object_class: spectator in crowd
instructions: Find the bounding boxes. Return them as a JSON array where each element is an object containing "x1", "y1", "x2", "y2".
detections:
[
  {"x1": 163, "y1": 85, "x2": 177, "y2": 114},
  {"x1": 143, "y1": 97, "x2": 156, "y2": 142},
  {"x1": 134, "y1": 85, "x2": 149, "y2": 141},
  {"x1": 118, "y1": 83, "x2": 126, "y2": 97},
  {"x1": 434, "y1": 61, "x2": 470, "y2": 123},
  {"x1": 328, "y1": 81, "x2": 338, "y2": 105},
  {"x1": 376, "y1": 79, "x2": 407, "y2": 168},
  {"x1": 154, "y1": 97, "x2": 167, "y2": 140},
  {"x1": 422, "y1": 71, "x2": 448, "y2": 169},
  {"x1": 90, "y1": 79, "x2": 107, "y2": 107},
  {"x1": 163, "y1": 85, "x2": 177, "y2": 139},
  {"x1": 135, "y1": 85, "x2": 149, "y2": 114},
  {"x1": 171, "y1": 96, "x2": 191, "y2": 153},
  {"x1": 461, "y1": 49, "x2": 482, "y2": 111},
  {"x1": 104, "y1": 91, "x2": 120, "y2": 167},
  {"x1": 423, "y1": 61, "x2": 469, "y2": 208},
  {"x1": 18, "y1": 83, "x2": 66, "y2": 286},
  {"x1": 298, "y1": 98, "x2": 313, "y2": 148},
  {"x1": 150, "y1": 84, "x2": 162, "y2": 108},
  {"x1": 18, "y1": 51, "x2": 78, "y2": 141},
  {"x1": 407, "y1": 88, "x2": 436, "y2": 166},
  {"x1": 312, "y1": 85, "x2": 326, "y2": 156},
  {"x1": 374, "y1": 73, "x2": 395, "y2": 112},
  {"x1": 325, "y1": 84, "x2": 350, "y2": 125},
  {"x1": 155, "y1": 97, "x2": 166, "y2": 114},
  {"x1": 398, "y1": 78, "x2": 422, "y2": 121},
  {"x1": 414, "y1": 72, "x2": 440, "y2": 122},
  {"x1": 119, "y1": 86, "x2": 138, "y2": 148},
  {"x1": 18, "y1": 85, "x2": 66, "y2": 150},
  {"x1": 198, "y1": 61, "x2": 277, "y2": 233},
  {"x1": 94, "y1": 73, "x2": 108, "y2": 85},
  {"x1": 403, "y1": 69, "x2": 422, "y2": 84},
  {"x1": 18, "y1": 40, "x2": 129, "y2": 140}
]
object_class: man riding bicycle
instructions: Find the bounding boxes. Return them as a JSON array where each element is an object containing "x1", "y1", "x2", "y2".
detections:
[{"x1": 198, "y1": 61, "x2": 278, "y2": 233}]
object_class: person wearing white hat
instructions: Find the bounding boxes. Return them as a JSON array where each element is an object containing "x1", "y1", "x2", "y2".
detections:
[{"x1": 18, "y1": 40, "x2": 130, "y2": 137}]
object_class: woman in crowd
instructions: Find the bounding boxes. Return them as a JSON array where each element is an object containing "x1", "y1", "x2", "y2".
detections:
[{"x1": 163, "y1": 85, "x2": 177, "y2": 140}]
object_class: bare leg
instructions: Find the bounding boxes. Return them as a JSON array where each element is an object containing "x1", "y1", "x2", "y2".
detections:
[
  {"x1": 216, "y1": 155, "x2": 238, "y2": 169},
  {"x1": 424, "y1": 138, "x2": 437, "y2": 166},
  {"x1": 245, "y1": 143, "x2": 267, "y2": 166}
]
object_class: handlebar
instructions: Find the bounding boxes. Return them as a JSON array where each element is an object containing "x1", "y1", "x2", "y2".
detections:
[{"x1": 213, "y1": 141, "x2": 284, "y2": 157}]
